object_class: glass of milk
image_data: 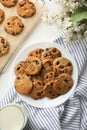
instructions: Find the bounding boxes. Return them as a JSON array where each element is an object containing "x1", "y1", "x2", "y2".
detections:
[{"x1": 0, "y1": 103, "x2": 28, "y2": 130}]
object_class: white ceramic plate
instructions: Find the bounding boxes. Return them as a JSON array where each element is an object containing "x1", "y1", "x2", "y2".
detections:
[{"x1": 11, "y1": 42, "x2": 78, "y2": 108}]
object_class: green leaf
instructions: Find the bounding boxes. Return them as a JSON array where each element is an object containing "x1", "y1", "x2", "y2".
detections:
[{"x1": 71, "y1": 5, "x2": 87, "y2": 22}]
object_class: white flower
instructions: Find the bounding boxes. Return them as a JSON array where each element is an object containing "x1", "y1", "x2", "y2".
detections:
[{"x1": 42, "y1": 0, "x2": 87, "y2": 43}]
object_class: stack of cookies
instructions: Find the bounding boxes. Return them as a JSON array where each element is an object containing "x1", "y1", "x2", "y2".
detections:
[{"x1": 14, "y1": 47, "x2": 73, "y2": 100}]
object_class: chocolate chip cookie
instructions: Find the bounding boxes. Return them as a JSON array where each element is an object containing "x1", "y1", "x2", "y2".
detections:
[
  {"x1": 4, "y1": 16, "x2": 24, "y2": 35},
  {"x1": 28, "y1": 48, "x2": 44, "y2": 59},
  {"x1": 1, "y1": 0, "x2": 18, "y2": 7},
  {"x1": 25, "y1": 56, "x2": 42, "y2": 75},
  {"x1": 28, "y1": 79, "x2": 44, "y2": 99},
  {"x1": 0, "y1": 36, "x2": 10, "y2": 57},
  {"x1": 0, "y1": 9, "x2": 4, "y2": 24},
  {"x1": 14, "y1": 74, "x2": 32, "y2": 94},
  {"x1": 17, "y1": 0, "x2": 36, "y2": 18},
  {"x1": 44, "y1": 82, "x2": 58, "y2": 99},
  {"x1": 53, "y1": 57, "x2": 73, "y2": 76},
  {"x1": 42, "y1": 47, "x2": 61, "y2": 60},
  {"x1": 53, "y1": 73, "x2": 73, "y2": 95},
  {"x1": 14, "y1": 61, "x2": 27, "y2": 76}
]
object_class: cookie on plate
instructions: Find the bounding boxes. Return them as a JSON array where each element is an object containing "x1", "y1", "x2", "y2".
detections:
[
  {"x1": 0, "y1": 36, "x2": 10, "y2": 57},
  {"x1": 1, "y1": 0, "x2": 18, "y2": 7},
  {"x1": 53, "y1": 73, "x2": 73, "y2": 95},
  {"x1": 41, "y1": 58, "x2": 53, "y2": 76},
  {"x1": 14, "y1": 61, "x2": 27, "y2": 76},
  {"x1": 14, "y1": 74, "x2": 32, "y2": 95},
  {"x1": 42, "y1": 47, "x2": 61, "y2": 60},
  {"x1": 25, "y1": 56, "x2": 42, "y2": 75},
  {"x1": 44, "y1": 82, "x2": 58, "y2": 99},
  {"x1": 44, "y1": 71, "x2": 55, "y2": 84},
  {"x1": 53, "y1": 57, "x2": 73, "y2": 76},
  {"x1": 28, "y1": 48, "x2": 44, "y2": 59},
  {"x1": 4, "y1": 16, "x2": 24, "y2": 35},
  {"x1": 0, "y1": 9, "x2": 4, "y2": 24},
  {"x1": 17, "y1": 0, "x2": 36, "y2": 18},
  {"x1": 28, "y1": 79, "x2": 44, "y2": 99}
]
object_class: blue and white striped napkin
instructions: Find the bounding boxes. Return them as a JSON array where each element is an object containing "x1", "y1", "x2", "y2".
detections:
[{"x1": 0, "y1": 37, "x2": 87, "y2": 130}]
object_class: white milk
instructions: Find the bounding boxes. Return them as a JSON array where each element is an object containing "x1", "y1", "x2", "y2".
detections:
[{"x1": 0, "y1": 105, "x2": 27, "y2": 130}]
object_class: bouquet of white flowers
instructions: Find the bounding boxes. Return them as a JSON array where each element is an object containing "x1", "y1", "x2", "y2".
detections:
[{"x1": 42, "y1": 0, "x2": 87, "y2": 43}]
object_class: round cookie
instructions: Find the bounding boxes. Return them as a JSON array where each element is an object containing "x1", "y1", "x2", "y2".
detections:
[
  {"x1": 28, "y1": 79, "x2": 44, "y2": 99},
  {"x1": 14, "y1": 61, "x2": 27, "y2": 76},
  {"x1": 14, "y1": 74, "x2": 32, "y2": 95},
  {"x1": 44, "y1": 71, "x2": 55, "y2": 84},
  {"x1": 0, "y1": 9, "x2": 4, "y2": 24},
  {"x1": 28, "y1": 48, "x2": 44, "y2": 59},
  {"x1": 0, "y1": 36, "x2": 10, "y2": 57},
  {"x1": 1, "y1": 0, "x2": 18, "y2": 7},
  {"x1": 53, "y1": 73, "x2": 73, "y2": 95},
  {"x1": 41, "y1": 58, "x2": 53, "y2": 76},
  {"x1": 44, "y1": 82, "x2": 58, "y2": 99},
  {"x1": 4, "y1": 16, "x2": 24, "y2": 35},
  {"x1": 25, "y1": 56, "x2": 42, "y2": 75},
  {"x1": 17, "y1": 0, "x2": 36, "y2": 18},
  {"x1": 42, "y1": 47, "x2": 61, "y2": 60},
  {"x1": 53, "y1": 57, "x2": 73, "y2": 76}
]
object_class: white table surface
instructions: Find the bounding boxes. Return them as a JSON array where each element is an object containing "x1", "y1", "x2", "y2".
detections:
[{"x1": 0, "y1": 0, "x2": 87, "y2": 100}]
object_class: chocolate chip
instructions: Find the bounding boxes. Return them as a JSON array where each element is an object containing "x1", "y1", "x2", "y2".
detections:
[
  {"x1": 37, "y1": 92, "x2": 41, "y2": 96},
  {"x1": 12, "y1": 32, "x2": 15, "y2": 35},
  {"x1": 44, "y1": 53, "x2": 48, "y2": 57},
  {"x1": 52, "y1": 48, "x2": 56, "y2": 52},
  {"x1": 50, "y1": 82, "x2": 53, "y2": 86},
  {"x1": 38, "y1": 82, "x2": 41, "y2": 85},
  {"x1": 36, "y1": 61, "x2": 39, "y2": 65},
  {"x1": 39, "y1": 49, "x2": 41, "y2": 53},
  {"x1": 26, "y1": 74, "x2": 30, "y2": 76},
  {"x1": 28, "y1": 61, "x2": 31, "y2": 64},
  {"x1": 36, "y1": 51, "x2": 38, "y2": 54},
  {"x1": 17, "y1": 76, "x2": 20, "y2": 79},
  {"x1": 1, "y1": 40, "x2": 5, "y2": 44},
  {"x1": 46, "y1": 48, "x2": 49, "y2": 51},
  {"x1": 41, "y1": 49, "x2": 44, "y2": 52},
  {"x1": 64, "y1": 79, "x2": 68, "y2": 83},
  {"x1": 67, "y1": 62, "x2": 71, "y2": 66},
  {"x1": 68, "y1": 86, "x2": 71, "y2": 89},
  {"x1": 17, "y1": 67, "x2": 20, "y2": 70},
  {"x1": 50, "y1": 72, "x2": 53, "y2": 75},
  {"x1": 13, "y1": 0, "x2": 17, "y2": 3},
  {"x1": 56, "y1": 61, "x2": 59, "y2": 65},
  {"x1": 19, "y1": 24, "x2": 24, "y2": 28},
  {"x1": 29, "y1": 2, "x2": 32, "y2": 4},
  {"x1": 60, "y1": 65, "x2": 64, "y2": 69},
  {"x1": 45, "y1": 75, "x2": 48, "y2": 79},
  {"x1": 47, "y1": 61, "x2": 52, "y2": 66},
  {"x1": 49, "y1": 91, "x2": 52, "y2": 94},
  {"x1": 7, "y1": 22, "x2": 10, "y2": 25},
  {"x1": 3, "y1": 46, "x2": 7, "y2": 48},
  {"x1": 52, "y1": 94, "x2": 55, "y2": 96},
  {"x1": 58, "y1": 87, "x2": 61, "y2": 90}
]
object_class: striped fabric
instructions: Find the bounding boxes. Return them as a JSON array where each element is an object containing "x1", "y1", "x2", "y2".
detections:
[{"x1": 0, "y1": 37, "x2": 87, "y2": 130}]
